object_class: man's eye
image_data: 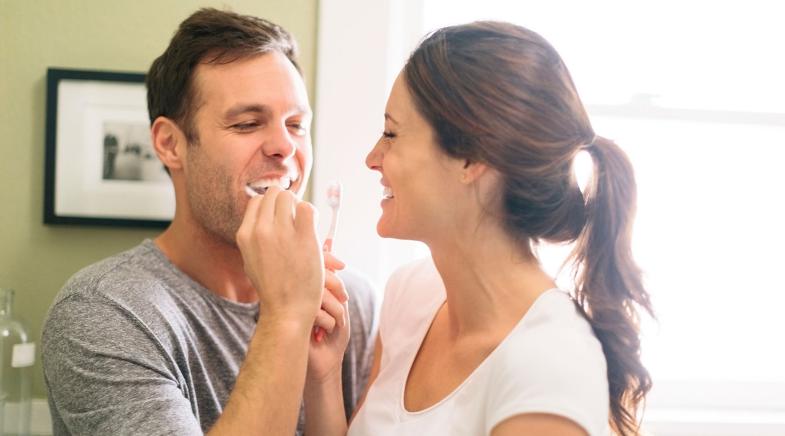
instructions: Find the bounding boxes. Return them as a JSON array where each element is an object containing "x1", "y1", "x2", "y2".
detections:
[
  {"x1": 233, "y1": 122, "x2": 259, "y2": 131},
  {"x1": 289, "y1": 124, "x2": 307, "y2": 136}
]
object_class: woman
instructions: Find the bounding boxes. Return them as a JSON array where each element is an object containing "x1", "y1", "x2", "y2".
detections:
[{"x1": 304, "y1": 21, "x2": 653, "y2": 436}]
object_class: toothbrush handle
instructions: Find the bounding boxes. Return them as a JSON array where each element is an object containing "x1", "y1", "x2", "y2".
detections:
[
  {"x1": 314, "y1": 207, "x2": 339, "y2": 342},
  {"x1": 314, "y1": 239, "x2": 336, "y2": 342}
]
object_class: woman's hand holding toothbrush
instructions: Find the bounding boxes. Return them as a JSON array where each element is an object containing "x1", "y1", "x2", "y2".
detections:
[
  {"x1": 307, "y1": 251, "x2": 351, "y2": 384},
  {"x1": 307, "y1": 182, "x2": 350, "y2": 384}
]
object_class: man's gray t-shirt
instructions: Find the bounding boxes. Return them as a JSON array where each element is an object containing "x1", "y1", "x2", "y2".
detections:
[{"x1": 42, "y1": 240, "x2": 377, "y2": 435}]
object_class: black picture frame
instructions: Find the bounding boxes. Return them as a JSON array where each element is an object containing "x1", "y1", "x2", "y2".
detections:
[{"x1": 44, "y1": 68, "x2": 173, "y2": 228}]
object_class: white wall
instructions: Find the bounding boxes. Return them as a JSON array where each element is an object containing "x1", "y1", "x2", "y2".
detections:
[{"x1": 312, "y1": 0, "x2": 428, "y2": 292}]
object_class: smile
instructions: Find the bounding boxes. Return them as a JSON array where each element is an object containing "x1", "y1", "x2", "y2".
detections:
[{"x1": 245, "y1": 175, "x2": 297, "y2": 197}]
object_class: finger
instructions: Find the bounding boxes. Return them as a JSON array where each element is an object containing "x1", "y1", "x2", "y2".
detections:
[
  {"x1": 320, "y1": 287, "x2": 346, "y2": 328},
  {"x1": 274, "y1": 189, "x2": 296, "y2": 226},
  {"x1": 324, "y1": 270, "x2": 348, "y2": 303},
  {"x1": 314, "y1": 309, "x2": 336, "y2": 334},
  {"x1": 258, "y1": 186, "x2": 282, "y2": 224},
  {"x1": 323, "y1": 251, "x2": 346, "y2": 272},
  {"x1": 294, "y1": 201, "x2": 318, "y2": 240},
  {"x1": 342, "y1": 301, "x2": 350, "y2": 331}
]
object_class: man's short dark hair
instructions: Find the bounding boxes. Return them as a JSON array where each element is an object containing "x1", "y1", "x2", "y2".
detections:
[{"x1": 146, "y1": 8, "x2": 300, "y2": 143}]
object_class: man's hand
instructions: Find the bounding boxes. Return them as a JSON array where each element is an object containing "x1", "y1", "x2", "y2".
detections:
[{"x1": 236, "y1": 187, "x2": 324, "y2": 326}]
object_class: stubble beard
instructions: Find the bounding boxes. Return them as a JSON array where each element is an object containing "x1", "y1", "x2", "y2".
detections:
[{"x1": 186, "y1": 151, "x2": 243, "y2": 248}]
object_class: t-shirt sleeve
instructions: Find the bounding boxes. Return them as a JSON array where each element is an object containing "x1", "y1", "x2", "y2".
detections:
[
  {"x1": 339, "y1": 270, "x2": 379, "y2": 420},
  {"x1": 42, "y1": 293, "x2": 203, "y2": 436},
  {"x1": 376, "y1": 260, "x2": 420, "y2": 347},
  {"x1": 484, "y1": 326, "x2": 609, "y2": 436}
]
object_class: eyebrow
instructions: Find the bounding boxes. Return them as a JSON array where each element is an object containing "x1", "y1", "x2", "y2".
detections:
[
  {"x1": 224, "y1": 104, "x2": 271, "y2": 120},
  {"x1": 224, "y1": 104, "x2": 312, "y2": 120},
  {"x1": 384, "y1": 113, "x2": 399, "y2": 125}
]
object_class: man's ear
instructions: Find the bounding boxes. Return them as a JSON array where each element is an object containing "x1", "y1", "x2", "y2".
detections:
[
  {"x1": 151, "y1": 117, "x2": 186, "y2": 172},
  {"x1": 460, "y1": 159, "x2": 490, "y2": 184}
]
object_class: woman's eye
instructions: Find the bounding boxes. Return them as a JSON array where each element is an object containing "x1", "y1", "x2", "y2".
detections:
[{"x1": 382, "y1": 131, "x2": 396, "y2": 139}]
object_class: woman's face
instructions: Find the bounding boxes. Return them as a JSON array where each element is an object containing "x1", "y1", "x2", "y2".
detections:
[{"x1": 365, "y1": 74, "x2": 467, "y2": 242}]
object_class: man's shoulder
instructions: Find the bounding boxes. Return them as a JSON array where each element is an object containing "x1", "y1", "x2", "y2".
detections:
[
  {"x1": 54, "y1": 239, "x2": 168, "y2": 307},
  {"x1": 337, "y1": 268, "x2": 379, "y2": 351},
  {"x1": 42, "y1": 240, "x2": 199, "y2": 363},
  {"x1": 338, "y1": 269, "x2": 376, "y2": 304}
]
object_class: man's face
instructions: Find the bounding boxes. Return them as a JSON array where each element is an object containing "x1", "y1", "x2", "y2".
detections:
[{"x1": 182, "y1": 51, "x2": 313, "y2": 245}]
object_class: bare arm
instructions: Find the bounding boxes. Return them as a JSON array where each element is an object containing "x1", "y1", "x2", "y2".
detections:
[
  {"x1": 208, "y1": 318, "x2": 311, "y2": 435},
  {"x1": 303, "y1": 267, "x2": 351, "y2": 436},
  {"x1": 301, "y1": 331, "x2": 383, "y2": 436},
  {"x1": 303, "y1": 368, "x2": 346, "y2": 436},
  {"x1": 491, "y1": 413, "x2": 588, "y2": 436}
]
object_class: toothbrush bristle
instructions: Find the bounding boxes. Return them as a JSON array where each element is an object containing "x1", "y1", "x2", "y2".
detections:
[{"x1": 327, "y1": 182, "x2": 342, "y2": 207}]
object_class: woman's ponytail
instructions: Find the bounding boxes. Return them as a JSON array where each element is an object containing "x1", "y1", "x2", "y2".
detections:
[{"x1": 572, "y1": 136, "x2": 654, "y2": 435}]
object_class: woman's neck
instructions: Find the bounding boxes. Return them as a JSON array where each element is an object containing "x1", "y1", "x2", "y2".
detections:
[{"x1": 427, "y1": 222, "x2": 556, "y2": 340}]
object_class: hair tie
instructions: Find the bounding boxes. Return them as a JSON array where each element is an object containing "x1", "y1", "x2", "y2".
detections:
[{"x1": 584, "y1": 134, "x2": 605, "y2": 152}]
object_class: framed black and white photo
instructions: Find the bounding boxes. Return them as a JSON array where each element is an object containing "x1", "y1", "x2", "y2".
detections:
[{"x1": 44, "y1": 68, "x2": 174, "y2": 227}]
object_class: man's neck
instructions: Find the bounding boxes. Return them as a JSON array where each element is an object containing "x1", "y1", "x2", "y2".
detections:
[{"x1": 154, "y1": 221, "x2": 259, "y2": 303}]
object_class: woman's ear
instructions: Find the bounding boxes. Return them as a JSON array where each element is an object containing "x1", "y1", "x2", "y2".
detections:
[
  {"x1": 151, "y1": 117, "x2": 186, "y2": 172},
  {"x1": 460, "y1": 159, "x2": 490, "y2": 184}
]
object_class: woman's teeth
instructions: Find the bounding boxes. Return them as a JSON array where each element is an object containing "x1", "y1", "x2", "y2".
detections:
[{"x1": 383, "y1": 187, "x2": 394, "y2": 199}]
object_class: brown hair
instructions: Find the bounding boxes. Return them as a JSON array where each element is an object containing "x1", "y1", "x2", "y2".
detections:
[
  {"x1": 404, "y1": 21, "x2": 653, "y2": 435},
  {"x1": 146, "y1": 7, "x2": 300, "y2": 143}
]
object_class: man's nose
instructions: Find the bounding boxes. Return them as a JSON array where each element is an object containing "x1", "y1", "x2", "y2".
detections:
[{"x1": 261, "y1": 123, "x2": 296, "y2": 159}]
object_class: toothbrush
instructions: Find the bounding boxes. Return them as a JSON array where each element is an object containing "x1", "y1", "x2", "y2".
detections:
[
  {"x1": 315, "y1": 182, "x2": 342, "y2": 342},
  {"x1": 323, "y1": 182, "x2": 342, "y2": 253}
]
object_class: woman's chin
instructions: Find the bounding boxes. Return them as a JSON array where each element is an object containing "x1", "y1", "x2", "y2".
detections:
[
  {"x1": 376, "y1": 221, "x2": 393, "y2": 238},
  {"x1": 377, "y1": 221, "x2": 420, "y2": 242},
  {"x1": 376, "y1": 218, "x2": 403, "y2": 239}
]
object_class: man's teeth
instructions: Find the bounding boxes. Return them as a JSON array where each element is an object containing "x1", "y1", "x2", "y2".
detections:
[
  {"x1": 383, "y1": 186, "x2": 394, "y2": 199},
  {"x1": 245, "y1": 177, "x2": 294, "y2": 197}
]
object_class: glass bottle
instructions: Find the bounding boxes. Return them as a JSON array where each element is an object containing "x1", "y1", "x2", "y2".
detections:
[{"x1": 0, "y1": 288, "x2": 32, "y2": 436}]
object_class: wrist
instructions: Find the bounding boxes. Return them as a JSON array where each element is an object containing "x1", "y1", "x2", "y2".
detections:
[
  {"x1": 256, "y1": 314, "x2": 313, "y2": 340},
  {"x1": 306, "y1": 364, "x2": 343, "y2": 388},
  {"x1": 257, "y1": 296, "x2": 320, "y2": 327}
]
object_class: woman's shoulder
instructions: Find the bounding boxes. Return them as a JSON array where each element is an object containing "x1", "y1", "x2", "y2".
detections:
[
  {"x1": 483, "y1": 289, "x2": 610, "y2": 435},
  {"x1": 499, "y1": 290, "x2": 606, "y2": 376}
]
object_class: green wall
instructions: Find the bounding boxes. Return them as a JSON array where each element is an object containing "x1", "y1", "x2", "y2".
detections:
[{"x1": 0, "y1": 0, "x2": 318, "y2": 399}]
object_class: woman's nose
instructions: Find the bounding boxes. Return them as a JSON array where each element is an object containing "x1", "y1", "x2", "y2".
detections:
[{"x1": 366, "y1": 139, "x2": 383, "y2": 171}]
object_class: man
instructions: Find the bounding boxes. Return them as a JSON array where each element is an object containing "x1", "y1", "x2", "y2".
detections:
[{"x1": 42, "y1": 8, "x2": 376, "y2": 435}]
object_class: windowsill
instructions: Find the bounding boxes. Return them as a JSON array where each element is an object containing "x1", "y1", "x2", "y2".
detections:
[
  {"x1": 32, "y1": 399, "x2": 53, "y2": 435},
  {"x1": 643, "y1": 408, "x2": 785, "y2": 436},
  {"x1": 31, "y1": 397, "x2": 785, "y2": 436}
]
